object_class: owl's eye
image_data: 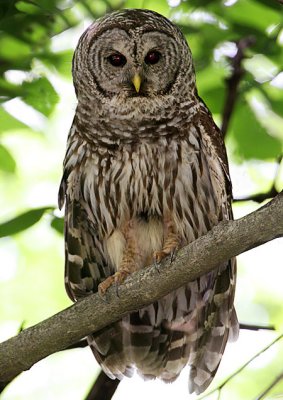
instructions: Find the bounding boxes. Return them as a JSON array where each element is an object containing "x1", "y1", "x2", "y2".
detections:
[
  {"x1": 144, "y1": 50, "x2": 161, "y2": 65},
  {"x1": 107, "y1": 53, "x2": 127, "y2": 67}
]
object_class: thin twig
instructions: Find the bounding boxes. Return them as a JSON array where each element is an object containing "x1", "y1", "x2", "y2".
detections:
[
  {"x1": 198, "y1": 334, "x2": 283, "y2": 400},
  {"x1": 233, "y1": 187, "x2": 279, "y2": 203},
  {"x1": 255, "y1": 371, "x2": 283, "y2": 400},
  {"x1": 234, "y1": 155, "x2": 282, "y2": 204},
  {"x1": 0, "y1": 382, "x2": 8, "y2": 394},
  {"x1": 85, "y1": 371, "x2": 120, "y2": 400},
  {"x1": 65, "y1": 339, "x2": 88, "y2": 350},
  {"x1": 239, "y1": 324, "x2": 276, "y2": 331},
  {"x1": 221, "y1": 36, "x2": 256, "y2": 137}
]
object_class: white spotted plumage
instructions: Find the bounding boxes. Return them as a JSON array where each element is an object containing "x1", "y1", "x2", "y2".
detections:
[{"x1": 59, "y1": 9, "x2": 238, "y2": 394}]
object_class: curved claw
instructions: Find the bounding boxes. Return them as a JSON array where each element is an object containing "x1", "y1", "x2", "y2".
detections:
[
  {"x1": 153, "y1": 257, "x2": 161, "y2": 273},
  {"x1": 153, "y1": 246, "x2": 178, "y2": 267},
  {"x1": 98, "y1": 285, "x2": 110, "y2": 303},
  {"x1": 98, "y1": 269, "x2": 131, "y2": 299},
  {"x1": 170, "y1": 249, "x2": 176, "y2": 264},
  {"x1": 115, "y1": 281, "x2": 121, "y2": 297}
]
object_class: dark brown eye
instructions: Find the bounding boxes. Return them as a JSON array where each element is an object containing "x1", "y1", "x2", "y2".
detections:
[
  {"x1": 107, "y1": 53, "x2": 127, "y2": 67},
  {"x1": 145, "y1": 50, "x2": 161, "y2": 65}
]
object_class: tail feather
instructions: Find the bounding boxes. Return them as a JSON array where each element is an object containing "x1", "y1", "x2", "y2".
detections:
[{"x1": 87, "y1": 261, "x2": 238, "y2": 395}]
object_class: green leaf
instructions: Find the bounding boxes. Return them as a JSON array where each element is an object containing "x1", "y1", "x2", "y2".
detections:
[
  {"x1": 0, "y1": 77, "x2": 20, "y2": 99},
  {"x1": 0, "y1": 34, "x2": 31, "y2": 61},
  {"x1": 22, "y1": 77, "x2": 59, "y2": 117},
  {"x1": 42, "y1": 50, "x2": 73, "y2": 77},
  {"x1": 50, "y1": 216, "x2": 64, "y2": 235},
  {"x1": 0, "y1": 144, "x2": 16, "y2": 173},
  {"x1": 124, "y1": 0, "x2": 169, "y2": 16},
  {"x1": 0, "y1": 107, "x2": 28, "y2": 132},
  {"x1": 200, "y1": 87, "x2": 226, "y2": 115},
  {"x1": 0, "y1": 207, "x2": 54, "y2": 238},
  {"x1": 124, "y1": 0, "x2": 146, "y2": 8},
  {"x1": 223, "y1": 0, "x2": 281, "y2": 32},
  {"x1": 262, "y1": 84, "x2": 283, "y2": 119},
  {"x1": 15, "y1": 1, "x2": 41, "y2": 14},
  {"x1": 228, "y1": 100, "x2": 282, "y2": 161}
]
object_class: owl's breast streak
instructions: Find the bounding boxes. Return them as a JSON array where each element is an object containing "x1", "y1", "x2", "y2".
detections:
[{"x1": 81, "y1": 133, "x2": 225, "y2": 273}]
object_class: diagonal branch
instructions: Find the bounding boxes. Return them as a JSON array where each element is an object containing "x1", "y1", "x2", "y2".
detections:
[
  {"x1": 256, "y1": 370, "x2": 283, "y2": 400},
  {"x1": 198, "y1": 333, "x2": 283, "y2": 400},
  {"x1": 0, "y1": 192, "x2": 282, "y2": 384},
  {"x1": 221, "y1": 36, "x2": 256, "y2": 137},
  {"x1": 85, "y1": 371, "x2": 120, "y2": 400}
]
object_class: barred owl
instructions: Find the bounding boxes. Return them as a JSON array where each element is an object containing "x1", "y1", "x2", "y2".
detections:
[{"x1": 59, "y1": 9, "x2": 238, "y2": 394}]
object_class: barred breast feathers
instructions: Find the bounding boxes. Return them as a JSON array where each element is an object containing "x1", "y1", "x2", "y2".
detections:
[
  {"x1": 60, "y1": 94, "x2": 237, "y2": 395},
  {"x1": 62, "y1": 108, "x2": 228, "y2": 274}
]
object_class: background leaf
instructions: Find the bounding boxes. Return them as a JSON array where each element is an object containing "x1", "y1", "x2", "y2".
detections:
[
  {"x1": 0, "y1": 207, "x2": 54, "y2": 237},
  {"x1": 21, "y1": 78, "x2": 59, "y2": 117},
  {"x1": 50, "y1": 216, "x2": 64, "y2": 235},
  {"x1": 228, "y1": 100, "x2": 282, "y2": 161},
  {"x1": 0, "y1": 143, "x2": 16, "y2": 173}
]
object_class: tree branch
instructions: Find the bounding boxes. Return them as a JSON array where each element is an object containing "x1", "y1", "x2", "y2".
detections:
[
  {"x1": 239, "y1": 324, "x2": 276, "y2": 331},
  {"x1": 256, "y1": 370, "x2": 283, "y2": 400},
  {"x1": 0, "y1": 192, "x2": 282, "y2": 384},
  {"x1": 221, "y1": 36, "x2": 255, "y2": 137},
  {"x1": 234, "y1": 155, "x2": 282, "y2": 204},
  {"x1": 233, "y1": 186, "x2": 280, "y2": 203},
  {"x1": 85, "y1": 371, "x2": 119, "y2": 400}
]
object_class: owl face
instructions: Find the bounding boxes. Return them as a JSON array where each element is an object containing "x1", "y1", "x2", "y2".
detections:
[
  {"x1": 73, "y1": 9, "x2": 196, "y2": 117},
  {"x1": 88, "y1": 28, "x2": 181, "y2": 98}
]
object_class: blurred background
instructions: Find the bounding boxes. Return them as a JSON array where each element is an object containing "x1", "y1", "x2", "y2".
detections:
[{"x1": 0, "y1": 0, "x2": 283, "y2": 399}]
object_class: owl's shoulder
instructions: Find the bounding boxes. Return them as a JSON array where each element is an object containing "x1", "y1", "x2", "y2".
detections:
[{"x1": 196, "y1": 98, "x2": 232, "y2": 199}]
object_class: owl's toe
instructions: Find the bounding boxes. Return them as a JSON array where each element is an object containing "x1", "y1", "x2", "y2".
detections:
[
  {"x1": 153, "y1": 248, "x2": 177, "y2": 265},
  {"x1": 98, "y1": 268, "x2": 133, "y2": 298},
  {"x1": 153, "y1": 250, "x2": 167, "y2": 264},
  {"x1": 98, "y1": 276, "x2": 115, "y2": 297}
]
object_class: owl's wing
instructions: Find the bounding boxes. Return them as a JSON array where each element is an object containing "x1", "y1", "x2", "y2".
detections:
[
  {"x1": 59, "y1": 174, "x2": 112, "y2": 301},
  {"x1": 185, "y1": 104, "x2": 238, "y2": 394},
  {"x1": 198, "y1": 98, "x2": 232, "y2": 198},
  {"x1": 186, "y1": 260, "x2": 238, "y2": 394},
  {"x1": 59, "y1": 169, "x2": 135, "y2": 379}
]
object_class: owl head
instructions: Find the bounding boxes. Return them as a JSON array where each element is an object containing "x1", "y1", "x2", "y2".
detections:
[{"x1": 73, "y1": 9, "x2": 197, "y2": 117}]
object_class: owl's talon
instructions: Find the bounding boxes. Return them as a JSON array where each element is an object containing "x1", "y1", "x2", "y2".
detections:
[
  {"x1": 97, "y1": 284, "x2": 109, "y2": 302},
  {"x1": 153, "y1": 250, "x2": 167, "y2": 264},
  {"x1": 153, "y1": 257, "x2": 161, "y2": 273},
  {"x1": 98, "y1": 288, "x2": 109, "y2": 303},
  {"x1": 98, "y1": 275, "x2": 116, "y2": 298},
  {"x1": 170, "y1": 249, "x2": 176, "y2": 264},
  {"x1": 115, "y1": 281, "x2": 120, "y2": 297},
  {"x1": 99, "y1": 270, "x2": 132, "y2": 298}
]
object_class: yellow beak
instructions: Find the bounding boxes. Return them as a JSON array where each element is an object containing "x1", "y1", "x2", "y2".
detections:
[{"x1": 132, "y1": 73, "x2": 141, "y2": 93}]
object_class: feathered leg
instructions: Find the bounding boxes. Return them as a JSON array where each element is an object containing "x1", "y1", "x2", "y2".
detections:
[
  {"x1": 153, "y1": 215, "x2": 181, "y2": 263},
  {"x1": 99, "y1": 220, "x2": 141, "y2": 295}
]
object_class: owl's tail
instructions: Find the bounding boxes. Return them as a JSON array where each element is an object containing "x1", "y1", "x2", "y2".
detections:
[{"x1": 187, "y1": 259, "x2": 239, "y2": 394}]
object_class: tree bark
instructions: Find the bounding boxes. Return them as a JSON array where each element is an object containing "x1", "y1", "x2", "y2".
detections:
[{"x1": 0, "y1": 192, "x2": 282, "y2": 383}]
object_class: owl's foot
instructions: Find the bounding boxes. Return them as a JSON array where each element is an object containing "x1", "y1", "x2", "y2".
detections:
[
  {"x1": 98, "y1": 267, "x2": 133, "y2": 297},
  {"x1": 99, "y1": 220, "x2": 140, "y2": 297},
  {"x1": 153, "y1": 233, "x2": 180, "y2": 264},
  {"x1": 153, "y1": 216, "x2": 181, "y2": 264}
]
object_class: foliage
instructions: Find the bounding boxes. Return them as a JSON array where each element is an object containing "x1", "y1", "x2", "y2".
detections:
[{"x1": 0, "y1": 0, "x2": 282, "y2": 399}]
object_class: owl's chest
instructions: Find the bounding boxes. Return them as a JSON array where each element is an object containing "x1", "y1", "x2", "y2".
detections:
[
  {"x1": 81, "y1": 136, "x2": 224, "y2": 238},
  {"x1": 84, "y1": 141, "x2": 181, "y2": 214}
]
